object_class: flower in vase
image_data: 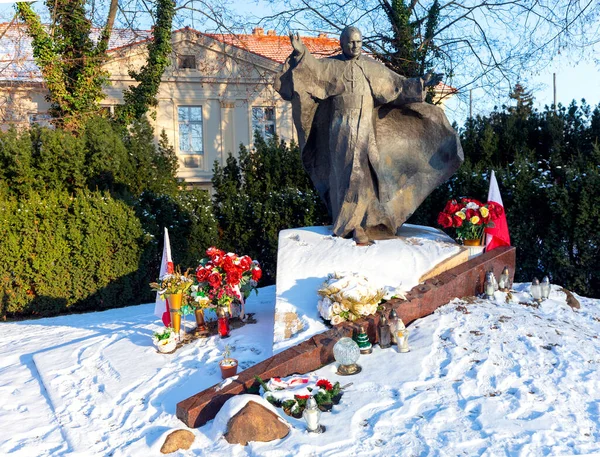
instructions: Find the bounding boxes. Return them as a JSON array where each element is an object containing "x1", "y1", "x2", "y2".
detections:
[
  {"x1": 437, "y1": 197, "x2": 503, "y2": 243},
  {"x1": 190, "y1": 247, "x2": 262, "y2": 313}
]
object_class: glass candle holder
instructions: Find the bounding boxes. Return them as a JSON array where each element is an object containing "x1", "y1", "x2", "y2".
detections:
[
  {"x1": 530, "y1": 277, "x2": 542, "y2": 302},
  {"x1": 541, "y1": 276, "x2": 551, "y2": 299},
  {"x1": 396, "y1": 328, "x2": 410, "y2": 353},
  {"x1": 333, "y1": 337, "x2": 361, "y2": 375},
  {"x1": 378, "y1": 313, "x2": 392, "y2": 349},
  {"x1": 491, "y1": 271, "x2": 499, "y2": 291},
  {"x1": 388, "y1": 309, "x2": 399, "y2": 345},
  {"x1": 303, "y1": 397, "x2": 322, "y2": 433},
  {"x1": 485, "y1": 272, "x2": 495, "y2": 299},
  {"x1": 499, "y1": 266, "x2": 510, "y2": 291}
]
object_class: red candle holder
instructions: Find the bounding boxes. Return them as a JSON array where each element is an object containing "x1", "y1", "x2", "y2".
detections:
[{"x1": 217, "y1": 314, "x2": 230, "y2": 338}]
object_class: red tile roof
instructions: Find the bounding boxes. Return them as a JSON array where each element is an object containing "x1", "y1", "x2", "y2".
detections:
[{"x1": 202, "y1": 29, "x2": 341, "y2": 64}]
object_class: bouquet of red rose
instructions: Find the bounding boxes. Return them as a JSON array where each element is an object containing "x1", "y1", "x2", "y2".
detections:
[
  {"x1": 437, "y1": 198, "x2": 504, "y2": 243},
  {"x1": 190, "y1": 247, "x2": 262, "y2": 314}
]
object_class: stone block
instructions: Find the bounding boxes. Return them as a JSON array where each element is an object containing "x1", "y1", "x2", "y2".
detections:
[{"x1": 274, "y1": 225, "x2": 463, "y2": 352}]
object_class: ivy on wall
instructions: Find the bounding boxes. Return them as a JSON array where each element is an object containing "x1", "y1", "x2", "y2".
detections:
[
  {"x1": 116, "y1": 0, "x2": 175, "y2": 123},
  {"x1": 16, "y1": 0, "x2": 175, "y2": 130},
  {"x1": 16, "y1": 0, "x2": 110, "y2": 130}
]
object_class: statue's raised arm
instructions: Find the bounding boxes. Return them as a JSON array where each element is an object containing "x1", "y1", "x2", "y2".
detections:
[
  {"x1": 289, "y1": 31, "x2": 306, "y2": 57},
  {"x1": 423, "y1": 71, "x2": 444, "y2": 87}
]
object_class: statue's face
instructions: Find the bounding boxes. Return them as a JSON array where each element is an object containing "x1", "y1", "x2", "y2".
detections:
[{"x1": 341, "y1": 30, "x2": 362, "y2": 59}]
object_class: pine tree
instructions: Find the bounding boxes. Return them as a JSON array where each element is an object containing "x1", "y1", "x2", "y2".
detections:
[{"x1": 509, "y1": 83, "x2": 534, "y2": 116}]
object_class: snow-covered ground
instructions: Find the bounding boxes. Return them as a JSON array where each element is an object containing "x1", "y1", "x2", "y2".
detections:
[{"x1": 1, "y1": 284, "x2": 600, "y2": 456}]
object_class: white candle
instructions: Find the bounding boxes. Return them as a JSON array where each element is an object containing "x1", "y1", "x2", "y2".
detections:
[
  {"x1": 303, "y1": 397, "x2": 321, "y2": 432},
  {"x1": 304, "y1": 408, "x2": 320, "y2": 431}
]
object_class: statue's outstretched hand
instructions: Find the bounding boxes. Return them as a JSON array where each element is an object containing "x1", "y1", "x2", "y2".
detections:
[
  {"x1": 423, "y1": 72, "x2": 444, "y2": 87},
  {"x1": 289, "y1": 31, "x2": 305, "y2": 56}
]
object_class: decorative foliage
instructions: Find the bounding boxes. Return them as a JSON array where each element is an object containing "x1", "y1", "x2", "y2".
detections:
[
  {"x1": 437, "y1": 198, "x2": 502, "y2": 241},
  {"x1": 317, "y1": 272, "x2": 385, "y2": 324},
  {"x1": 152, "y1": 328, "x2": 177, "y2": 352},
  {"x1": 150, "y1": 266, "x2": 194, "y2": 298},
  {"x1": 153, "y1": 328, "x2": 173, "y2": 341},
  {"x1": 256, "y1": 375, "x2": 342, "y2": 417},
  {"x1": 220, "y1": 344, "x2": 237, "y2": 366}
]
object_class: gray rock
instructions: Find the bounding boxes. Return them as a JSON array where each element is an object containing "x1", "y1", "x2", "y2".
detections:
[
  {"x1": 224, "y1": 401, "x2": 290, "y2": 445},
  {"x1": 160, "y1": 429, "x2": 195, "y2": 454}
]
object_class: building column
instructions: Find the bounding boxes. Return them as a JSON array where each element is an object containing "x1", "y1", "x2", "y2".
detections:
[{"x1": 220, "y1": 100, "x2": 235, "y2": 163}]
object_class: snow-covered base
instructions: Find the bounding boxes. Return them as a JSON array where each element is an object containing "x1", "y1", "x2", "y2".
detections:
[
  {"x1": 2, "y1": 284, "x2": 600, "y2": 456},
  {"x1": 195, "y1": 285, "x2": 600, "y2": 456},
  {"x1": 274, "y1": 224, "x2": 461, "y2": 352}
]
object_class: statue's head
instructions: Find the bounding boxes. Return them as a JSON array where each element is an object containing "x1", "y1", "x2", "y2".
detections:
[{"x1": 340, "y1": 26, "x2": 362, "y2": 60}]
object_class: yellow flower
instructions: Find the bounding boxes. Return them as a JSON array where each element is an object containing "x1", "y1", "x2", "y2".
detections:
[
  {"x1": 479, "y1": 207, "x2": 489, "y2": 218},
  {"x1": 455, "y1": 211, "x2": 466, "y2": 220},
  {"x1": 470, "y1": 215, "x2": 480, "y2": 225}
]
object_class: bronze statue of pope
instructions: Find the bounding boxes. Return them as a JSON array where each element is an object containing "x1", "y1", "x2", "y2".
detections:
[{"x1": 275, "y1": 26, "x2": 463, "y2": 243}]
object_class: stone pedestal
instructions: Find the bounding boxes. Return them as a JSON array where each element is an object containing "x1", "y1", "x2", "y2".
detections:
[{"x1": 274, "y1": 225, "x2": 464, "y2": 352}]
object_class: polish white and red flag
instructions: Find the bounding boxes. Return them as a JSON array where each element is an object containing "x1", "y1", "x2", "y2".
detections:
[
  {"x1": 485, "y1": 170, "x2": 511, "y2": 251},
  {"x1": 153, "y1": 227, "x2": 174, "y2": 326}
]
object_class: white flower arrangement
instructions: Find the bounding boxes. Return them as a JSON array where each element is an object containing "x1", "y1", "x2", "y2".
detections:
[
  {"x1": 152, "y1": 328, "x2": 178, "y2": 353},
  {"x1": 317, "y1": 272, "x2": 386, "y2": 324}
]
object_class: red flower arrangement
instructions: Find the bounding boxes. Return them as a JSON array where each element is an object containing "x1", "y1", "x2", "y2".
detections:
[
  {"x1": 316, "y1": 379, "x2": 333, "y2": 391},
  {"x1": 438, "y1": 198, "x2": 503, "y2": 242},
  {"x1": 189, "y1": 247, "x2": 262, "y2": 312},
  {"x1": 294, "y1": 394, "x2": 311, "y2": 400}
]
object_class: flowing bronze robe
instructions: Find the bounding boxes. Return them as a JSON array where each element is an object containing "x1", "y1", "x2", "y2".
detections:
[{"x1": 276, "y1": 49, "x2": 463, "y2": 240}]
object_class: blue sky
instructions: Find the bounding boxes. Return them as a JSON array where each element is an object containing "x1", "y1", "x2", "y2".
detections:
[
  {"x1": 1, "y1": 0, "x2": 598, "y2": 125},
  {"x1": 444, "y1": 59, "x2": 600, "y2": 124}
]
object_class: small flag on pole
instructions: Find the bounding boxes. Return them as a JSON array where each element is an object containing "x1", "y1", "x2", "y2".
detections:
[
  {"x1": 154, "y1": 228, "x2": 174, "y2": 327},
  {"x1": 485, "y1": 170, "x2": 511, "y2": 251}
]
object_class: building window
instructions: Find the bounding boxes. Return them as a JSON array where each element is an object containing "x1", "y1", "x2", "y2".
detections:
[
  {"x1": 28, "y1": 113, "x2": 53, "y2": 128},
  {"x1": 178, "y1": 106, "x2": 203, "y2": 168},
  {"x1": 178, "y1": 55, "x2": 196, "y2": 69},
  {"x1": 252, "y1": 106, "x2": 276, "y2": 140}
]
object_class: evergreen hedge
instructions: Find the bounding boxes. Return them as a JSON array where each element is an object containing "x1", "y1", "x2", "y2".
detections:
[
  {"x1": 0, "y1": 117, "x2": 218, "y2": 318},
  {"x1": 410, "y1": 100, "x2": 600, "y2": 297},
  {"x1": 0, "y1": 190, "x2": 147, "y2": 317}
]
